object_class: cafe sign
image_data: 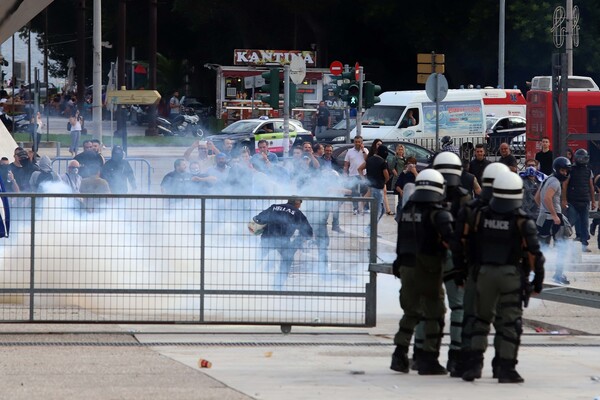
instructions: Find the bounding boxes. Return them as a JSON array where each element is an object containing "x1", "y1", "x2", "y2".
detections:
[{"x1": 233, "y1": 49, "x2": 317, "y2": 67}]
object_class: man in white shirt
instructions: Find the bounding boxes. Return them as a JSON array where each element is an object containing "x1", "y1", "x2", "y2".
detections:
[{"x1": 343, "y1": 136, "x2": 368, "y2": 214}]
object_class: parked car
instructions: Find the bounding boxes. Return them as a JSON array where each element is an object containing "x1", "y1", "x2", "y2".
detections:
[
  {"x1": 509, "y1": 133, "x2": 526, "y2": 156},
  {"x1": 206, "y1": 117, "x2": 314, "y2": 157},
  {"x1": 22, "y1": 82, "x2": 59, "y2": 103},
  {"x1": 181, "y1": 96, "x2": 214, "y2": 118},
  {"x1": 316, "y1": 118, "x2": 357, "y2": 143},
  {"x1": 332, "y1": 140, "x2": 434, "y2": 171},
  {"x1": 485, "y1": 115, "x2": 526, "y2": 154}
]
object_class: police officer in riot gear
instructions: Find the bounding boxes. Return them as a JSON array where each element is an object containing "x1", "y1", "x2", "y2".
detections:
[
  {"x1": 391, "y1": 169, "x2": 462, "y2": 375},
  {"x1": 451, "y1": 162, "x2": 510, "y2": 378},
  {"x1": 412, "y1": 151, "x2": 469, "y2": 374},
  {"x1": 462, "y1": 171, "x2": 545, "y2": 383}
]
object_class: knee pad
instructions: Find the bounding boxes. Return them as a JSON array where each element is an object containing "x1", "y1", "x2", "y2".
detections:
[{"x1": 514, "y1": 317, "x2": 523, "y2": 336}]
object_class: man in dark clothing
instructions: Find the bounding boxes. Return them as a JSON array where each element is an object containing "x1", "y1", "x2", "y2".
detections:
[
  {"x1": 314, "y1": 101, "x2": 331, "y2": 135},
  {"x1": 9, "y1": 147, "x2": 39, "y2": 192},
  {"x1": 498, "y1": 143, "x2": 518, "y2": 173},
  {"x1": 74, "y1": 140, "x2": 105, "y2": 178},
  {"x1": 469, "y1": 144, "x2": 491, "y2": 184},
  {"x1": 564, "y1": 148, "x2": 595, "y2": 251},
  {"x1": 253, "y1": 198, "x2": 313, "y2": 290},
  {"x1": 394, "y1": 156, "x2": 418, "y2": 215},
  {"x1": 535, "y1": 137, "x2": 554, "y2": 176},
  {"x1": 101, "y1": 146, "x2": 137, "y2": 194},
  {"x1": 359, "y1": 145, "x2": 390, "y2": 222},
  {"x1": 160, "y1": 158, "x2": 193, "y2": 195},
  {"x1": 318, "y1": 144, "x2": 342, "y2": 173}
]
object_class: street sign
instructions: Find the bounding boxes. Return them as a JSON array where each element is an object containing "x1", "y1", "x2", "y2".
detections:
[
  {"x1": 329, "y1": 60, "x2": 343, "y2": 76},
  {"x1": 106, "y1": 89, "x2": 161, "y2": 105},
  {"x1": 417, "y1": 64, "x2": 445, "y2": 74},
  {"x1": 417, "y1": 53, "x2": 445, "y2": 64},
  {"x1": 355, "y1": 62, "x2": 360, "y2": 81},
  {"x1": 289, "y1": 54, "x2": 307, "y2": 85},
  {"x1": 425, "y1": 73, "x2": 448, "y2": 102}
]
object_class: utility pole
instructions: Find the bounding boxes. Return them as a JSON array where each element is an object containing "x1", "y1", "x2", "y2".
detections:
[
  {"x1": 117, "y1": 0, "x2": 127, "y2": 139},
  {"x1": 146, "y1": 0, "x2": 158, "y2": 136},
  {"x1": 76, "y1": 0, "x2": 86, "y2": 114},
  {"x1": 498, "y1": 0, "x2": 505, "y2": 88},
  {"x1": 566, "y1": 0, "x2": 573, "y2": 75},
  {"x1": 92, "y1": 0, "x2": 103, "y2": 142}
]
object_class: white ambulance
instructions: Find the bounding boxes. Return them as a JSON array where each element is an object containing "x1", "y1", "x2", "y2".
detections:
[{"x1": 354, "y1": 90, "x2": 486, "y2": 148}]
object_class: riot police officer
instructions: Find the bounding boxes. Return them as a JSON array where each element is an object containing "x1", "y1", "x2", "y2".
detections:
[
  {"x1": 451, "y1": 162, "x2": 510, "y2": 378},
  {"x1": 412, "y1": 151, "x2": 470, "y2": 374},
  {"x1": 462, "y1": 170, "x2": 545, "y2": 383},
  {"x1": 391, "y1": 169, "x2": 461, "y2": 375}
]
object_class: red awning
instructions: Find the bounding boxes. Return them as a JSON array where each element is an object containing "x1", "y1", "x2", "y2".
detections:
[{"x1": 221, "y1": 68, "x2": 324, "y2": 80}]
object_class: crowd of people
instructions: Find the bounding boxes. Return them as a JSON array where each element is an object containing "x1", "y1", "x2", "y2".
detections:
[{"x1": 0, "y1": 140, "x2": 136, "y2": 201}]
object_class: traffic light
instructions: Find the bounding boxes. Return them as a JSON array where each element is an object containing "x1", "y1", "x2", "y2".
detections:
[
  {"x1": 340, "y1": 69, "x2": 360, "y2": 108},
  {"x1": 347, "y1": 83, "x2": 359, "y2": 108},
  {"x1": 289, "y1": 81, "x2": 297, "y2": 108},
  {"x1": 364, "y1": 81, "x2": 381, "y2": 108},
  {"x1": 261, "y1": 68, "x2": 280, "y2": 109}
]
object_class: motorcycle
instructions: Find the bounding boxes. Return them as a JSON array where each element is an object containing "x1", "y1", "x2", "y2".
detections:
[
  {"x1": 156, "y1": 106, "x2": 204, "y2": 137},
  {"x1": 0, "y1": 111, "x2": 31, "y2": 133}
]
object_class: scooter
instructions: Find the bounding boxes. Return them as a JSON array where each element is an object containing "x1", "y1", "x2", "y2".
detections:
[{"x1": 156, "y1": 106, "x2": 203, "y2": 137}]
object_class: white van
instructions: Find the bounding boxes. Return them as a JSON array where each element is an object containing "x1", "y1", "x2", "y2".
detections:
[{"x1": 353, "y1": 90, "x2": 486, "y2": 147}]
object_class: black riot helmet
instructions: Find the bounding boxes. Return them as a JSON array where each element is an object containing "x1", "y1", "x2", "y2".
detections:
[
  {"x1": 441, "y1": 135, "x2": 453, "y2": 146},
  {"x1": 552, "y1": 156, "x2": 572, "y2": 182},
  {"x1": 574, "y1": 148, "x2": 590, "y2": 165}
]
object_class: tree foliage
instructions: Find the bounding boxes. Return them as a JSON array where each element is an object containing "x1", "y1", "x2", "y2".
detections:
[{"x1": 23, "y1": 0, "x2": 600, "y2": 99}]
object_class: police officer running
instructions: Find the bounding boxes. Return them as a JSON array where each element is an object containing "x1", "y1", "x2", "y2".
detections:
[
  {"x1": 462, "y1": 170, "x2": 545, "y2": 383},
  {"x1": 391, "y1": 169, "x2": 462, "y2": 375},
  {"x1": 253, "y1": 198, "x2": 313, "y2": 290},
  {"x1": 451, "y1": 162, "x2": 510, "y2": 378}
]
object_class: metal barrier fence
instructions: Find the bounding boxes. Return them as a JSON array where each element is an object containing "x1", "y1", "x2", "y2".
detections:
[
  {"x1": 0, "y1": 193, "x2": 377, "y2": 329},
  {"x1": 51, "y1": 157, "x2": 154, "y2": 193},
  {"x1": 399, "y1": 136, "x2": 488, "y2": 160}
]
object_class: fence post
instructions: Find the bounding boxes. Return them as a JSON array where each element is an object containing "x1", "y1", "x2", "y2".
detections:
[{"x1": 29, "y1": 196, "x2": 36, "y2": 321}]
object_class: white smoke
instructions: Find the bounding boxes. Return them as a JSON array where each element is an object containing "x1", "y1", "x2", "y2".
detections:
[{"x1": 0, "y1": 166, "x2": 374, "y2": 324}]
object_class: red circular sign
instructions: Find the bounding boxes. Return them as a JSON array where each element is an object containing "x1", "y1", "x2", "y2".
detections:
[
  {"x1": 329, "y1": 60, "x2": 343, "y2": 76},
  {"x1": 355, "y1": 62, "x2": 360, "y2": 81}
]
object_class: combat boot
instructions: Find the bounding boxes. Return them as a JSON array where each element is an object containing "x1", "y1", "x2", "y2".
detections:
[
  {"x1": 461, "y1": 351, "x2": 483, "y2": 382},
  {"x1": 418, "y1": 351, "x2": 447, "y2": 375},
  {"x1": 390, "y1": 346, "x2": 409, "y2": 373},
  {"x1": 409, "y1": 347, "x2": 422, "y2": 371},
  {"x1": 447, "y1": 349, "x2": 463, "y2": 377},
  {"x1": 497, "y1": 358, "x2": 524, "y2": 383},
  {"x1": 491, "y1": 356, "x2": 499, "y2": 378}
]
